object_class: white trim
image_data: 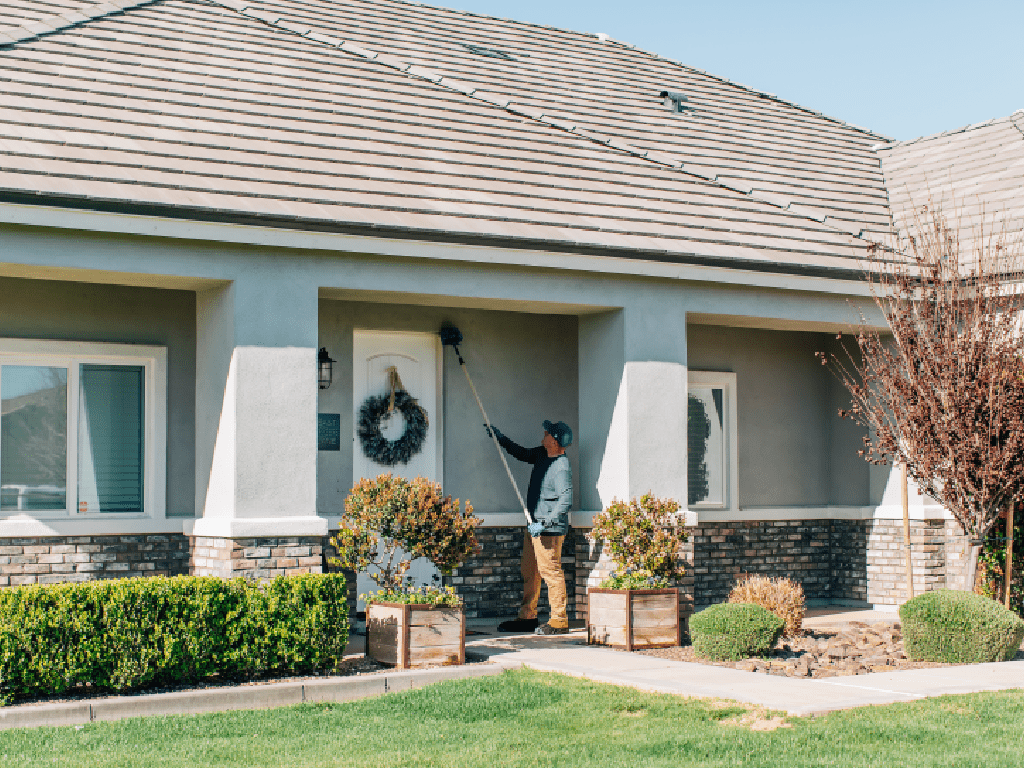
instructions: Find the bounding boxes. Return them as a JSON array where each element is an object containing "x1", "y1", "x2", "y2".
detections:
[
  {"x1": 0, "y1": 202, "x2": 872, "y2": 297},
  {"x1": 0, "y1": 339, "x2": 167, "y2": 530},
  {"x1": 186, "y1": 516, "x2": 328, "y2": 538},
  {"x1": 0, "y1": 515, "x2": 186, "y2": 538},
  {"x1": 696, "y1": 505, "x2": 953, "y2": 523}
]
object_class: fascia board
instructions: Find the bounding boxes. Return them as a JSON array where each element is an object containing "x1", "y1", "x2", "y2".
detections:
[{"x1": 0, "y1": 201, "x2": 873, "y2": 298}]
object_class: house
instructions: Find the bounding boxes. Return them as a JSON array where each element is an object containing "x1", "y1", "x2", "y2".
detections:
[{"x1": 1, "y1": 0, "x2": 1012, "y2": 617}]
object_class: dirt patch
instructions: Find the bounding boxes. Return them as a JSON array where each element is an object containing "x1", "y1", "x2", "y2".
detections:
[
  {"x1": 720, "y1": 707, "x2": 792, "y2": 731},
  {"x1": 637, "y1": 620, "x2": 989, "y2": 678}
]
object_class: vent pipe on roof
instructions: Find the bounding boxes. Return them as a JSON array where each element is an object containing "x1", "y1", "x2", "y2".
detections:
[
  {"x1": 596, "y1": 32, "x2": 609, "y2": 42},
  {"x1": 660, "y1": 90, "x2": 688, "y2": 113}
]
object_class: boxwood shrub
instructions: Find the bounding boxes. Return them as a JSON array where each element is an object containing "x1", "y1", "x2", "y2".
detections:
[
  {"x1": 0, "y1": 574, "x2": 349, "y2": 705},
  {"x1": 689, "y1": 602, "x2": 784, "y2": 661},
  {"x1": 899, "y1": 589, "x2": 1024, "y2": 664}
]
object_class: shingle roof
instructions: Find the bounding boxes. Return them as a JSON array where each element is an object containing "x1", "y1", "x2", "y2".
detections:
[
  {"x1": 876, "y1": 112, "x2": 1024, "y2": 253},
  {"x1": 0, "y1": 0, "x2": 896, "y2": 277}
]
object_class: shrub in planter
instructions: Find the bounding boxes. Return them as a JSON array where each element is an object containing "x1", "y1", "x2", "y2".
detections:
[
  {"x1": 330, "y1": 473, "x2": 479, "y2": 593},
  {"x1": 587, "y1": 495, "x2": 687, "y2": 649},
  {"x1": 0, "y1": 574, "x2": 349, "y2": 705},
  {"x1": 899, "y1": 589, "x2": 1024, "y2": 663},
  {"x1": 689, "y1": 603, "x2": 785, "y2": 661},
  {"x1": 728, "y1": 574, "x2": 805, "y2": 638},
  {"x1": 330, "y1": 474, "x2": 480, "y2": 668},
  {"x1": 589, "y1": 494, "x2": 688, "y2": 589}
]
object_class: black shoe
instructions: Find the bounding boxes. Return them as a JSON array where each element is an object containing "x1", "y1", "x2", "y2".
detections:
[
  {"x1": 535, "y1": 624, "x2": 569, "y2": 636},
  {"x1": 497, "y1": 618, "x2": 539, "y2": 632}
]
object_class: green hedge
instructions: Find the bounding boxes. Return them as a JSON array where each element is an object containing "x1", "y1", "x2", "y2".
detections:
[
  {"x1": 689, "y1": 602, "x2": 784, "y2": 661},
  {"x1": 899, "y1": 589, "x2": 1024, "y2": 664},
  {"x1": 0, "y1": 574, "x2": 349, "y2": 705}
]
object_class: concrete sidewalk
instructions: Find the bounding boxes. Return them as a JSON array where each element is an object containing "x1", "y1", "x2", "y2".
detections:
[{"x1": 464, "y1": 608, "x2": 1024, "y2": 716}]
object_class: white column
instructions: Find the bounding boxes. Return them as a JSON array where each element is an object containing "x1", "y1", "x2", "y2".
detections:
[
  {"x1": 192, "y1": 275, "x2": 326, "y2": 538},
  {"x1": 579, "y1": 299, "x2": 688, "y2": 513}
]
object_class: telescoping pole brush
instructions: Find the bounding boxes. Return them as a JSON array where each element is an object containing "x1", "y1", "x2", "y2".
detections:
[{"x1": 439, "y1": 323, "x2": 534, "y2": 524}]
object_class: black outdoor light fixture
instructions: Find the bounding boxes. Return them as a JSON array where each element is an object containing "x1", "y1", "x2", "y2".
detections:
[{"x1": 318, "y1": 347, "x2": 335, "y2": 390}]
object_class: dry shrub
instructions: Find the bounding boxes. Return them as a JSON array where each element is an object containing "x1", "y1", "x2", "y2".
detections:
[{"x1": 728, "y1": 575, "x2": 805, "y2": 638}]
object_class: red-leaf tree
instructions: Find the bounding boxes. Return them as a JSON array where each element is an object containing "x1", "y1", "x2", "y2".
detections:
[{"x1": 821, "y1": 206, "x2": 1024, "y2": 590}]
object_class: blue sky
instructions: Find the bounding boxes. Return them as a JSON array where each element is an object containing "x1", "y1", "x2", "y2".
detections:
[{"x1": 443, "y1": 0, "x2": 1023, "y2": 141}]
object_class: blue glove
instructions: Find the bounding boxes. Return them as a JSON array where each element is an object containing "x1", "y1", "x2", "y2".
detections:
[
  {"x1": 527, "y1": 521, "x2": 544, "y2": 537},
  {"x1": 485, "y1": 424, "x2": 503, "y2": 441}
]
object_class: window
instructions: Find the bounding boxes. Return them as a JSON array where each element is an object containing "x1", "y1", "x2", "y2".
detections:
[
  {"x1": 687, "y1": 371, "x2": 737, "y2": 511},
  {"x1": 0, "y1": 340, "x2": 165, "y2": 518}
]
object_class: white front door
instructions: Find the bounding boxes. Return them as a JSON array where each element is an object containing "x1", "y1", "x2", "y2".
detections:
[{"x1": 352, "y1": 331, "x2": 443, "y2": 604}]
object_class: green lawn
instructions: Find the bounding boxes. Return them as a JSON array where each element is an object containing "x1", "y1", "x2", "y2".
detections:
[{"x1": 1, "y1": 669, "x2": 1022, "y2": 767}]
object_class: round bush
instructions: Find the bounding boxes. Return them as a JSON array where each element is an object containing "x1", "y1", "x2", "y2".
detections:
[
  {"x1": 689, "y1": 602, "x2": 784, "y2": 661},
  {"x1": 899, "y1": 589, "x2": 1024, "y2": 664}
]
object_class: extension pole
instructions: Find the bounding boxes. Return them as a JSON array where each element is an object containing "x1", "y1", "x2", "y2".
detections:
[
  {"x1": 901, "y1": 462, "x2": 914, "y2": 600},
  {"x1": 449, "y1": 343, "x2": 533, "y2": 525}
]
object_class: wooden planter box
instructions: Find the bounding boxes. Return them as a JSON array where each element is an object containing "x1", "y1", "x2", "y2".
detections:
[
  {"x1": 366, "y1": 602, "x2": 465, "y2": 669},
  {"x1": 587, "y1": 588, "x2": 681, "y2": 651}
]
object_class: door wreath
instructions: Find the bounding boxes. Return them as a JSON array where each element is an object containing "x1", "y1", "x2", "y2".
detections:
[{"x1": 357, "y1": 366, "x2": 429, "y2": 466}]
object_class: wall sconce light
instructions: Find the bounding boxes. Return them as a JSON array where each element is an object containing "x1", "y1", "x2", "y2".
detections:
[{"x1": 318, "y1": 347, "x2": 335, "y2": 390}]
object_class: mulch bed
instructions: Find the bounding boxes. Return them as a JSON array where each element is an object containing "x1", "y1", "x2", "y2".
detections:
[
  {"x1": 5, "y1": 652, "x2": 490, "y2": 709},
  {"x1": 638, "y1": 620, "x2": 1024, "y2": 678}
]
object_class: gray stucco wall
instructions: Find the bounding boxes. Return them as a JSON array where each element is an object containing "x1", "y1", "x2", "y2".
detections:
[
  {"x1": 317, "y1": 300, "x2": 579, "y2": 516},
  {"x1": 687, "y1": 324, "x2": 870, "y2": 508},
  {"x1": 0, "y1": 276, "x2": 197, "y2": 517}
]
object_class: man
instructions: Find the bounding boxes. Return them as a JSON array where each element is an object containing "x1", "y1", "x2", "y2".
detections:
[{"x1": 485, "y1": 420, "x2": 573, "y2": 635}]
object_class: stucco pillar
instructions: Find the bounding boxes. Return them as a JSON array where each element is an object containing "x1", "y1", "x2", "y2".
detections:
[
  {"x1": 191, "y1": 275, "x2": 326, "y2": 542},
  {"x1": 578, "y1": 299, "x2": 688, "y2": 513}
]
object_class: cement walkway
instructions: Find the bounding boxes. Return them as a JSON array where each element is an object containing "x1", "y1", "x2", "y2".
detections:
[
  {"x1": 464, "y1": 608, "x2": 1024, "y2": 716},
  {"x1": 2, "y1": 608, "x2": 1022, "y2": 729}
]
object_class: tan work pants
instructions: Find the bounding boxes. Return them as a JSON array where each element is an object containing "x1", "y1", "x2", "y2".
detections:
[{"x1": 517, "y1": 533, "x2": 568, "y2": 629}]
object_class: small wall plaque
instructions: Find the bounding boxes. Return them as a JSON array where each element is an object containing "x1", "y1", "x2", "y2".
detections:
[{"x1": 318, "y1": 413, "x2": 341, "y2": 451}]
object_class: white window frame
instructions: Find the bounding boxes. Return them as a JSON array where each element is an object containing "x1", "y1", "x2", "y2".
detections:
[
  {"x1": 688, "y1": 371, "x2": 739, "y2": 516},
  {"x1": 0, "y1": 338, "x2": 167, "y2": 521}
]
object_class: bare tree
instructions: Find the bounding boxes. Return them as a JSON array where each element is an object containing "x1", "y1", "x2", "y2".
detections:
[{"x1": 821, "y1": 204, "x2": 1024, "y2": 591}]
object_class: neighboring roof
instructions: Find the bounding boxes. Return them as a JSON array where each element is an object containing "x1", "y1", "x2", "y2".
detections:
[
  {"x1": 0, "y1": 0, "x2": 894, "y2": 277},
  {"x1": 877, "y1": 111, "x2": 1024, "y2": 253}
]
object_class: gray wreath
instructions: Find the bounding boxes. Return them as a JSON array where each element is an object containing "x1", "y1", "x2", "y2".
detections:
[{"x1": 357, "y1": 389, "x2": 429, "y2": 466}]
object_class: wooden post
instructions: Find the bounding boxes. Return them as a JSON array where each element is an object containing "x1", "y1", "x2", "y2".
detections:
[
  {"x1": 901, "y1": 463, "x2": 914, "y2": 600},
  {"x1": 1005, "y1": 506, "x2": 1015, "y2": 610}
]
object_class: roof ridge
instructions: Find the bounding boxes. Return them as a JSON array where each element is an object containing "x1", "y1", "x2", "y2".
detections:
[
  {"x1": 1011, "y1": 110, "x2": 1024, "y2": 140},
  {"x1": 0, "y1": 0, "x2": 157, "y2": 47},
  {"x1": 879, "y1": 111, "x2": 1024, "y2": 150},
  {"x1": 209, "y1": 0, "x2": 879, "y2": 246}
]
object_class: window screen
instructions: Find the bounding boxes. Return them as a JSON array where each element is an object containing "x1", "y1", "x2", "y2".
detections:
[{"x1": 78, "y1": 365, "x2": 144, "y2": 514}]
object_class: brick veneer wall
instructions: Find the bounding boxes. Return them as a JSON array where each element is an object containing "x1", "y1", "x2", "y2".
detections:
[
  {"x1": 0, "y1": 521, "x2": 975, "y2": 617},
  {"x1": 188, "y1": 536, "x2": 324, "y2": 579},
  {"x1": 448, "y1": 526, "x2": 580, "y2": 620},
  {"x1": 0, "y1": 534, "x2": 190, "y2": 586},
  {"x1": 574, "y1": 518, "x2": 972, "y2": 613}
]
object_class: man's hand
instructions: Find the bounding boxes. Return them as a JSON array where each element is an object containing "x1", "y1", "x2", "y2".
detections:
[
  {"x1": 527, "y1": 521, "x2": 544, "y2": 537},
  {"x1": 484, "y1": 424, "x2": 503, "y2": 441}
]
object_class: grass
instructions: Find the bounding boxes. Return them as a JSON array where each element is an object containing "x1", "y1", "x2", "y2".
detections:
[{"x1": 1, "y1": 669, "x2": 1023, "y2": 767}]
